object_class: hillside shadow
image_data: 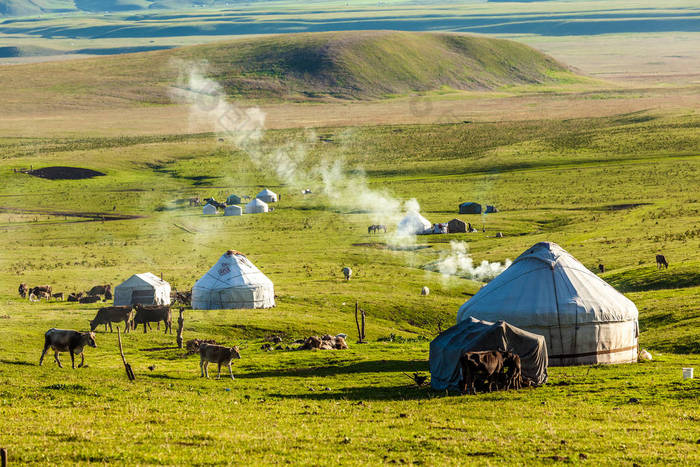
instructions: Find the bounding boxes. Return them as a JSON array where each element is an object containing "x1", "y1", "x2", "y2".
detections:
[{"x1": 238, "y1": 359, "x2": 428, "y2": 379}]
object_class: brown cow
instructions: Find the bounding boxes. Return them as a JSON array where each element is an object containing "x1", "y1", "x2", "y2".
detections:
[
  {"x1": 199, "y1": 343, "x2": 241, "y2": 380},
  {"x1": 30, "y1": 285, "x2": 52, "y2": 297},
  {"x1": 52, "y1": 292, "x2": 64, "y2": 301},
  {"x1": 133, "y1": 304, "x2": 171, "y2": 334},
  {"x1": 90, "y1": 306, "x2": 134, "y2": 333},
  {"x1": 501, "y1": 351, "x2": 522, "y2": 390},
  {"x1": 39, "y1": 328, "x2": 96, "y2": 369},
  {"x1": 87, "y1": 284, "x2": 111, "y2": 296},
  {"x1": 19, "y1": 283, "x2": 28, "y2": 298},
  {"x1": 459, "y1": 350, "x2": 505, "y2": 395},
  {"x1": 79, "y1": 295, "x2": 101, "y2": 304},
  {"x1": 656, "y1": 254, "x2": 669, "y2": 269}
]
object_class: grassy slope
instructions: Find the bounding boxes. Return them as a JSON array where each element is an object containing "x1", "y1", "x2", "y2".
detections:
[{"x1": 0, "y1": 30, "x2": 576, "y2": 111}]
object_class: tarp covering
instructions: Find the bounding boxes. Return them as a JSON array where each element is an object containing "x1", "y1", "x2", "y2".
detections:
[
  {"x1": 448, "y1": 218, "x2": 466, "y2": 233},
  {"x1": 457, "y1": 242, "x2": 639, "y2": 366},
  {"x1": 397, "y1": 211, "x2": 432, "y2": 235},
  {"x1": 459, "y1": 202, "x2": 482, "y2": 214},
  {"x1": 245, "y1": 198, "x2": 268, "y2": 214},
  {"x1": 224, "y1": 205, "x2": 243, "y2": 216},
  {"x1": 430, "y1": 317, "x2": 548, "y2": 390},
  {"x1": 226, "y1": 194, "x2": 241, "y2": 205},
  {"x1": 256, "y1": 188, "x2": 278, "y2": 203},
  {"x1": 192, "y1": 250, "x2": 275, "y2": 310},
  {"x1": 202, "y1": 204, "x2": 217, "y2": 215},
  {"x1": 114, "y1": 273, "x2": 171, "y2": 307}
]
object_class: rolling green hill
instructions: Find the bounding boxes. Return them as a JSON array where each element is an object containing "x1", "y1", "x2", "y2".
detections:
[{"x1": 0, "y1": 30, "x2": 576, "y2": 106}]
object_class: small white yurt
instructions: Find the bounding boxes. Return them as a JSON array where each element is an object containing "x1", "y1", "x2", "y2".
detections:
[
  {"x1": 457, "y1": 242, "x2": 639, "y2": 366},
  {"x1": 114, "y1": 273, "x2": 171, "y2": 306},
  {"x1": 202, "y1": 204, "x2": 217, "y2": 215},
  {"x1": 256, "y1": 188, "x2": 278, "y2": 203},
  {"x1": 224, "y1": 205, "x2": 243, "y2": 216},
  {"x1": 246, "y1": 198, "x2": 268, "y2": 214},
  {"x1": 397, "y1": 211, "x2": 432, "y2": 235},
  {"x1": 192, "y1": 250, "x2": 275, "y2": 310}
]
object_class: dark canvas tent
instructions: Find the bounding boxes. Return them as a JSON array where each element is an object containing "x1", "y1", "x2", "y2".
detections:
[
  {"x1": 459, "y1": 202, "x2": 482, "y2": 214},
  {"x1": 226, "y1": 194, "x2": 241, "y2": 205},
  {"x1": 448, "y1": 218, "x2": 466, "y2": 233},
  {"x1": 429, "y1": 317, "x2": 548, "y2": 390}
]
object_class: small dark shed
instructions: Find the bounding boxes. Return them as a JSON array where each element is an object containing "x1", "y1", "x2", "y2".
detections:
[
  {"x1": 448, "y1": 218, "x2": 467, "y2": 233},
  {"x1": 459, "y1": 202, "x2": 482, "y2": 214}
]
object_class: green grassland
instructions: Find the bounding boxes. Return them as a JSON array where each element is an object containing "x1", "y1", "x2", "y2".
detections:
[{"x1": 1, "y1": 99, "x2": 699, "y2": 464}]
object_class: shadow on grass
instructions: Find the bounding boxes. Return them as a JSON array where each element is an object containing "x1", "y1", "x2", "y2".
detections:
[
  {"x1": 239, "y1": 359, "x2": 429, "y2": 379},
  {"x1": 143, "y1": 373, "x2": 183, "y2": 380},
  {"x1": 0, "y1": 358, "x2": 34, "y2": 366},
  {"x1": 140, "y1": 346, "x2": 180, "y2": 352}
]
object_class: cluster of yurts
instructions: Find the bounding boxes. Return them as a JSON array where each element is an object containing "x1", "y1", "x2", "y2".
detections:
[
  {"x1": 202, "y1": 188, "x2": 278, "y2": 216},
  {"x1": 114, "y1": 242, "x2": 639, "y2": 390}
]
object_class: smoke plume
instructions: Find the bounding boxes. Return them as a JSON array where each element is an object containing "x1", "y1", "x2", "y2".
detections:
[{"x1": 426, "y1": 241, "x2": 511, "y2": 284}]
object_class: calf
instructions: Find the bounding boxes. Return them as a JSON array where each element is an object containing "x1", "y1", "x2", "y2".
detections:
[
  {"x1": 501, "y1": 351, "x2": 523, "y2": 390},
  {"x1": 133, "y1": 304, "x2": 172, "y2": 334},
  {"x1": 52, "y1": 292, "x2": 64, "y2": 301},
  {"x1": 656, "y1": 254, "x2": 669, "y2": 269},
  {"x1": 459, "y1": 350, "x2": 505, "y2": 395},
  {"x1": 18, "y1": 283, "x2": 28, "y2": 298},
  {"x1": 598, "y1": 264, "x2": 605, "y2": 273},
  {"x1": 342, "y1": 267, "x2": 352, "y2": 281},
  {"x1": 199, "y1": 343, "x2": 241, "y2": 380},
  {"x1": 90, "y1": 306, "x2": 133, "y2": 333},
  {"x1": 67, "y1": 292, "x2": 83, "y2": 302},
  {"x1": 39, "y1": 328, "x2": 96, "y2": 369}
]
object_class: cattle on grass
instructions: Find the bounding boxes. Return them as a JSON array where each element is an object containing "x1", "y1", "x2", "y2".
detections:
[
  {"x1": 67, "y1": 292, "x2": 83, "y2": 302},
  {"x1": 342, "y1": 267, "x2": 352, "y2": 281},
  {"x1": 79, "y1": 295, "x2": 101, "y2": 304},
  {"x1": 90, "y1": 306, "x2": 134, "y2": 333},
  {"x1": 39, "y1": 328, "x2": 96, "y2": 369},
  {"x1": 30, "y1": 285, "x2": 52, "y2": 297},
  {"x1": 656, "y1": 254, "x2": 669, "y2": 269},
  {"x1": 133, "y1": 304, "x2": 172, "y2": 334},
  {"x1": 598, "y1": 264, "x2": 605, "y2": 273},
  {"x1": 501, "y1": 351, "x2": 523, "y2": 390},
  {"x1": 52, "y1": 292, "x2": 64, "y2": 301},
  {"x1": 87, "y1": 285, "x2": 111, "y2": 297},
  {"x1": 18, "y1": 283, "x2": 28, "y2": 298},
  {"x1": 199, "y1": 343, "x2": 241, "y2": 380},
  {"x1": 459, "y1": 350, "x2": 505, "y2": 395}
]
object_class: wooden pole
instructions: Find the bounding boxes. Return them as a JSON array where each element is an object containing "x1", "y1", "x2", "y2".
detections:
[
  {"x1": 176, "y1": 308, "x2": 185, "y2": 349},
  {"x1": 1, "y1": 447, "x2": 7, "y2": 467},
  {"x1": 355, "y1": 301, "x2": 363, "y2": 344},
  {"x1": 360, "y1": 309, "x2": 366, "y2": 343},
  {"x1": 117, "y1": 326, "x2": 135, "y2": 381}
]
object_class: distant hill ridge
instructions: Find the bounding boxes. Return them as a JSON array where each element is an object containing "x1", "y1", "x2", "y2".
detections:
[{"x1": 0, "y1": 31, "x2": 577, "y2": 104}]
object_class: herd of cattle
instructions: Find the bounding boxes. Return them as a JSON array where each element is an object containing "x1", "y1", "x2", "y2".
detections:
[{"x1": 18, "y1": 283, "x2": 112, "y2": 303}]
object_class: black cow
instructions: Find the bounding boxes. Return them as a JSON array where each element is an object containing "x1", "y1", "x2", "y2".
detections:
[{"x1": 39, "y1": 328, "x2": 96, "y2": 369}]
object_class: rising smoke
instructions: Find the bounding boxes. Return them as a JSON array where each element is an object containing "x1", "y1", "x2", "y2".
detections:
[{"x1": 425, "y1": 241, "x2": 512, "y2": 284}]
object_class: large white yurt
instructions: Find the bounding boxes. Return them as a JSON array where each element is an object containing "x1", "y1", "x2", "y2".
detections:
[
  {"x1": 114, "y1": 273, "x2": 171, "y2": 306},
  {"x1": 256, "y1": 188, "x2": 278, "y2": 203},
  {"x1": 245, "y1": 198, "x2": 268, "y2": 214},
  {"x1": 397, "y1": 211, "x2": 432, "y2": 236},
  {"x1": 457, "y1": 242, "x2": 639, "y2": 366},
  {"x1": 224, "y1": 205, "x2": 243, "y2": 216},
  {"x1": 202, "y1": 204, "x2": 217, "y2": 215},
  {"x1": 192, "y1": 250, "x2": 275, "y2": 310}
]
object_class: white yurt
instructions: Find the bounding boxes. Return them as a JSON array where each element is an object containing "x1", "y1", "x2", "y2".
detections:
[
  {"x1": 397, "y1": 211, "x2": 432, "y2": 236},
  {"x1": 114, "y1": 273, "x2": 171, "y2": 306},
  {"x1": 202, "y1": 204, "x2": 217, "y2": 215},
  {"x1": 224, "y1": 205, "x2": 243, "y2": 216},
  {"x1": 245, "y1": 198, "x2": 268, "y2": 214},
  {"x1": 457, "y1": 242, "x2": 639, "y2": 366},
  {"x1": 256, "y1": 188, "x2": 278, "y2": 203},
  {"x1": 191, "y1": 250, "x2": 275, "y2": 310}
]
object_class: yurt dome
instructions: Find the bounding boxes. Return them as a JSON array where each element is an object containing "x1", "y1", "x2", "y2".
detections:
[
  {"x1": 224, "y1": 205, "x2": 243, "y2": 216},
  {"x1": 245, "y1": 198, "x2": 268, "y2": 214},
  {"x1": 192, "y1": 250, "x2": 275, "y2": 310},
  {"x1": 202, "y1": 204, "x2": 217, "y2": 215},
  {"x1": 114, "y1": 273, "x2": 171, "y2": 307},
  {"x1": 397, "y1": 211, "x2": 432, "y2": 235},
  {"x1": 226, "y1": 194, "x2": 242, "y2": 205},
  {"x1": 256, "y1": 188, "x2": 278, "y2": 203},
  {"x1": 457, "y1": 242, "x2": 639, "y2": 366}
]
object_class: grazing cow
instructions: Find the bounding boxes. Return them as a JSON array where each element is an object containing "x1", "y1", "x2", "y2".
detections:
[
  {"x1": 29, "y1": 293, "x2": 39, "y2": 302},
  {"x1": 87, "y1": 284, "x2": 111, "y2": 297},
  {"x1": 79, "y1": 295, "x2": 101, "y2": 304},
  {"x1": 174, "y1": 290, "x2": 192, "y2": 306},
  {"x1": 52, "y1": 292, "x2": 64, "y2": 301},
  {"x1": 189, "y1": 197, "x2": 201, "y2": 207},
  {"x1": 39, "y1": 328, "x2": 96, "y2": 369},
  {"x1": 133, "y1": 304, "x2": 172, "y2": 334},
  {"x1": 656, "y1": 254, "x2": 669, "y2": 269},
  {"x1": 18, "y1": 283, "x2": 28, "y2": 298},
  {"x1": 421, "y1": 286, "x2": 430, "y2": 296},
  {"x1": 598, "y1": 264, "x2": 605, "y2": 273},
  {"x1": 90, "y1": 306, "x2": 134, "y2": 333},
  {"x1": 199, "y1": 343, "x2": 241, "y2": 380},
  {"x1": 37, "y1": 291, "x2": 51, "y2": 300},
  {"x1": 30, "y1": 285, "x2": 52, "y2": 297},
  {"x1": 342, "y1": 267, "x2": 352, "y2": 281},
  {"x1": 459, "y1": 350, "x2": 505, "y2": 395}
]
